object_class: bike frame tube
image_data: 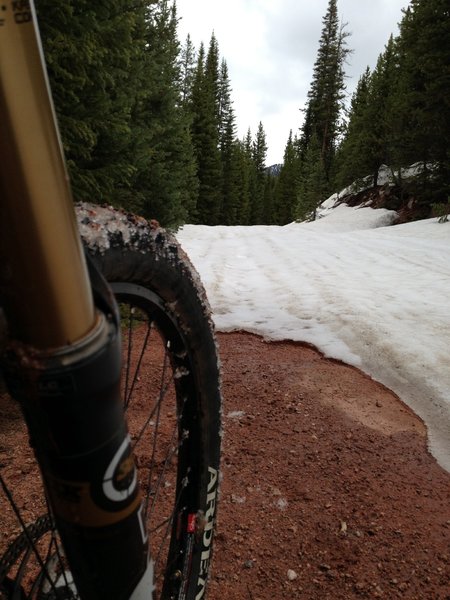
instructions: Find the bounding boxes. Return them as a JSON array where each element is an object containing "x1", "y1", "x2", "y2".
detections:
[{"x1": 0, "y1": 0, "x2": 95, "y2": 348}]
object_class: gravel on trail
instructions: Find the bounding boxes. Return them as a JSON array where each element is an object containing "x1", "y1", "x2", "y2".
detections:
[{"x1": 209, "y1": 332, "x2": 450, "y2": 600}]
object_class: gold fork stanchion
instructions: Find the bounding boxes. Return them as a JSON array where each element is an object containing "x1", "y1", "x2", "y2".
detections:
[{"x1": 0, "y1": 0, "x2": 95, "y2": 348}]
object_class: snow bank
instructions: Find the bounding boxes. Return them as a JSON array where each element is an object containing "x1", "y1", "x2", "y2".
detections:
[{"x1": 177, "y1": 205, "x2": 450, "y2": 472}]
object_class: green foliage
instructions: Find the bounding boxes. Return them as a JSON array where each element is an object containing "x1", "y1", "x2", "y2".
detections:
[
  {"x1": 235, "y1": 132, "x2": 254, "y2": 225},
  {"x1": 365, "y1": 36, "x2": 401, "y2": 184},
  {"x1": 33, "y1": 2, "x2": 287, "y2": 226},
  {"x1": 179, "y1": 34, "x2": 197, "y2": 106},
  {"x1": 272, "y1": 132, "x2": 300, "y2": 225},
  {"x1": 189, "y1": 40, "x2": 223, "y2": 225},
  {"x1": 249, "y1": 123, "x2": 268, "y2": 224},
  {"x1": 37, "y1": 0, "x2": 198, "y2": 228},
  {"x1": 296, "y1": 134, "x2": 328, "y2": 221},
  {"x1": 299, "y1": 0, "x2": 350, "y2": 179},
  {"x1": 334, "y1": 36, "x2": 401, "y2": 190},
  {"x1": 37, "y1": 0, "x2": 147, "y2": 202},
  {"x1": 333, "y1": 67, "x2": 372, "y2": 189},
  {"x1": 34, "y1": 0, "x2": 450, "y2": 227},
  {"x1": 132, "y1": 1, "x2": 198, "y2": 228},
  {"x1": 218, "y1": 61, "x2": 241, "y2": 225},
  {"x1": 334, "y1": 0, "x2": 450, "y2": 209},
  {"x1": 432, "y1": 200, "x2": 450, "y2": 223},
  {"x1": 396, "y1": 0, "x2": 450, "y2": 200},
  {"x1": 184, "y1": 33, "x2": 273, "y2": 225},
  {"x1": 294, "y1": 0, "x2": 351, "y2": 217}
]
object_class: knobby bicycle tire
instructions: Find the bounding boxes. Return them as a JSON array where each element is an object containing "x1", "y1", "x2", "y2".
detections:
[
  {"x1": 81, "y1": 204, "x2": 222, "y2": 600},
  {"x1": 0, "y1": 204, "x2": 222, "y2": 600}
]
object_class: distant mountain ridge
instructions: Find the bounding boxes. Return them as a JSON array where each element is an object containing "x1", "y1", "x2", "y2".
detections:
[{"x1": 266, "y1": 163, "x2": 282, "y2": 176}]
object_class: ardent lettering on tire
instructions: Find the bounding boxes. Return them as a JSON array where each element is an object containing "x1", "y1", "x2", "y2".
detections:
[{"x1": 195, "y1": 466, "x2": 218, "y2": 599}]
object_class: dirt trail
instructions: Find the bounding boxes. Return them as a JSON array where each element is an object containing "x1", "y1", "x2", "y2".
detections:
[
  {"x1": 0, "y1": 331, "x2": 449, "y2": 599},
  {"x1": 210, "y1": 332, "x2": 450, "y2": 600}
]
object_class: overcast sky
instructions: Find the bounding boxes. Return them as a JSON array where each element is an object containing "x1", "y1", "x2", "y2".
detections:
[{"x1": 176, "y1": 0, "x2": 408, "y2": 165}]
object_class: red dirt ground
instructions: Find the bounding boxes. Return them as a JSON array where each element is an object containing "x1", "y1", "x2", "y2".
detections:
[
  {"x1": 1, "y1": 331, "x2": 449, "y2": 599},
  {"x1": 208, "y1": 332, "x2": 450, "y2": 600}
]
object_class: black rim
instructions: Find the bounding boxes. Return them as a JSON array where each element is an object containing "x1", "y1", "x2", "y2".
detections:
[{"x1": 112, "y1": 282, "x2": 204, "y2": 599}]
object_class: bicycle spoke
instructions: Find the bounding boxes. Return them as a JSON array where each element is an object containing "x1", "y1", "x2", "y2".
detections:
[
  {"x1": 115, "y1": 301, "x2": 190, "y2": 591},
  {"x1": 142, "y1": 343, "x2": 170, "y2": 515},
  {"x1": 124, "y1": 307, "x2": 134, "y2": 407},
  {"x1": 129, "y1": 376, "x2": 174, "y2": 454},
  {"x1": 0, "y1": 474, "x2": 61, "y2": 598},
  {"x1": 153, "y1": 479, "x2": 188, "y2": 571},
  {"x1": 124, "y1": 317, "x2": 153, "y2": 409},
  {"x1": 147, "y1": 421, "x2": 183, "y2": 520},
  {"x1": 9, "y1": 545, "x2": 32, "y2": 595}
]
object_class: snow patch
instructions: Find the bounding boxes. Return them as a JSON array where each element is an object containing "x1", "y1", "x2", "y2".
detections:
[{"x1": 177, "y1": 210, "x2": 450, "y2": 472}]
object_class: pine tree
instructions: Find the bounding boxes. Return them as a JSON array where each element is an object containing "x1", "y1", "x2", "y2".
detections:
[
  {"x1": 295, "y1": 0, "x2": 350, "y2": 216},
  {"x1": 334, "y1": 0, "x2": 450, "y2": 207},
  {"x1": 396, "y1": 0, "x2": 450, "y2": 200},
  {"x1": 179, "y1": 34, "x2": 197, "y2": 106},
  {"x1": 299, "y1": 0, "x2": 350, "y2": 180},
  {"x1": 363, "y1": 36, "x2": 400, "y2": 186},
  {"x1": 333, "y1": 67, "x2": 373, "y2": 189},
  {"x1": 218, "y1": 60, "x2": 233, "y2": 146},
  {"x1": 218, "y1": 60, "x2": 240, "y2": 224},
  {"x1": 205, "y1": 33, "x2": 221, "y2": 127},
  {"x1": 249, "y1": 122, "x2": 268, "y2": 224},
  {"x1": 296, "y1": 133, "x2": 328, "y2": 221},
  {"x1": 221, "y1": 128, "x2": 241, "y2": 225},
  {"x1": 273, "y1": 131, "x2": 300, "y2": 224},
  {"x1": 262, "y1": 173, "x2": 277, "y2": 224},
  {"x1": 235, "y1": 130, "x2": 254, "y2": 224},
  {"x1": 190, "y1": 40, "x2": 222, "y2": 224},
  {"x1": 131, "y1": 0, "x2": 198, "y2": 227},
  {"x1": 37, "y1": 0, "x2": 148, "y2": 202}
]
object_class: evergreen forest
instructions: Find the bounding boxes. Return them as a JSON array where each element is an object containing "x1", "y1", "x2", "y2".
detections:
[{"x1": 36, "y1": 0, "x2": 450, "y2": 228}]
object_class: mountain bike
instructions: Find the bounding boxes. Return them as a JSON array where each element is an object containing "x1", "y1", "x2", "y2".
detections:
[{"x1": 0, "y1": 2, "x2": 221, "y2": 598}]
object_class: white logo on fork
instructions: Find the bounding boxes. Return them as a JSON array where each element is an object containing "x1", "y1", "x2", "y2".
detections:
[{"x1": 103, "y1": 434, "x2": 138, "y2": 502}]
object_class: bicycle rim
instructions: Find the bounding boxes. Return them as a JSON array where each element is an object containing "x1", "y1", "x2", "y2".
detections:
[
  {"x1": 1, "y1": 207, "x2": 221, "y2": 599},
  {"x1": 112, "y1": 281, "x2": 213, "y2": 599},
  {"x1": 0, "y1": 279, "x2": 219, "y2": 600}
]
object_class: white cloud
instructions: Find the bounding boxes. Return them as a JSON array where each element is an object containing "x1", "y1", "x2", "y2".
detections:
[{"x1": 176, "y1": 0, "x2": 407, "y2": 164}]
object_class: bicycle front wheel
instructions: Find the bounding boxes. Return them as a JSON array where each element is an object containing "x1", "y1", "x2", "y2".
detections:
[
  {"x1": 80, "y1": 203, "x2": 222, "y2": 599},
  {"x1": 0, "y1": 204, "x2": 221, "y2": 600}
]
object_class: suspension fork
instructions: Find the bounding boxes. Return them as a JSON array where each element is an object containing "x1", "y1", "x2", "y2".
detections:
[{"x1": 0, "y1": 2, "x2": 152, "y2": 598}]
